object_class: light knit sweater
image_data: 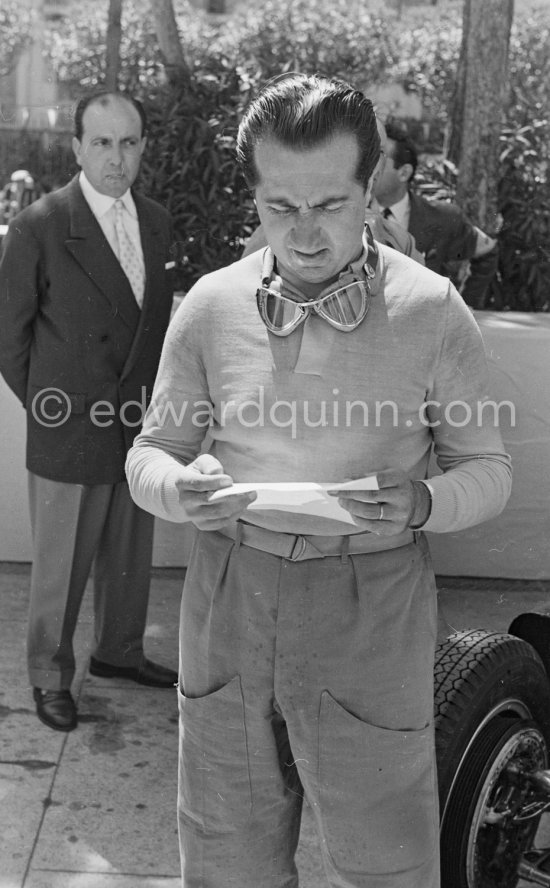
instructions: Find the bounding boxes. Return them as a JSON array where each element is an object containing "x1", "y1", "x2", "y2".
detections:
[{"x1": 126, "y1": 243, "x2": 511, "y2": 536}]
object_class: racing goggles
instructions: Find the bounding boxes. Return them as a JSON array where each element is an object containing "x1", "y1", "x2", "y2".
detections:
[{"x1": 256, "y1": 278, "x2": 371, "y2": 337}]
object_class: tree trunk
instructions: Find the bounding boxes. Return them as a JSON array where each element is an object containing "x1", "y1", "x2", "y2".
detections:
[
  {"x1": 448, "y1": 0, "x2": 514, "y2": 231},
  {"x1": 105, "y1": 0, "x2": 122, "y2": 91},
  {"x1": 149, "y1": 0, "x2": 191, "y2": 84},
  {"x1": 446, "y1": 0, "x2": 469, "y2": 163}
]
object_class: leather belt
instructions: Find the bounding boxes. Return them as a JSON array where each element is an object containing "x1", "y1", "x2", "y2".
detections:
[{"x1": 216, "y1": 522, "x2": 415, "y2": 562}]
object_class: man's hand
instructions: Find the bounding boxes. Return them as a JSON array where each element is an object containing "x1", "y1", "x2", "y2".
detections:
[
  {"x1": 329, "y1": 468, "x2": 431, "y2": 535},
  {"x1": 473, "y1": 227, "x2": 498, "y2": 258},
  {"x1": 175, "y1": 454, "x2": 257, "y2": 531}
]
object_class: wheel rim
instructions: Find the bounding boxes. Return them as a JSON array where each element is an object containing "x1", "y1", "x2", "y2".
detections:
[
  {"x1": 466, "y1": 720, "x2": 548, "y2": 888},
  {"x1": 440, "y1": 696, "x2": 533, "y2": 824}
]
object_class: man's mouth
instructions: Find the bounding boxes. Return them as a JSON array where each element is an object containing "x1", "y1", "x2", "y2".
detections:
[{"x1": 290, "y1": 247, "x2": 328, "y2": 262}]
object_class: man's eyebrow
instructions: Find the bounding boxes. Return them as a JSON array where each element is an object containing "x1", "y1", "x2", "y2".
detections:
[
  {"x1": 315, "y1": 195, "x2": 348, "y2": 206},
  {"x1": 266, "y1": 194, "x2": 349, "y2": 207}
]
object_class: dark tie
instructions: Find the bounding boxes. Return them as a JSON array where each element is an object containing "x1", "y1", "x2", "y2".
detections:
[{"x1": 382, "y1": 207, "x2": 393, "y2": 219}]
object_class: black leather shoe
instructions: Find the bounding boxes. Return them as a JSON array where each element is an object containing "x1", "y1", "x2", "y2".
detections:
[
  {"x1": 89, "y1": 656, "x2": 177, "y2": 688},
  {"x1": 33, "y1": 688, "x2": 77, "y2": 732}
]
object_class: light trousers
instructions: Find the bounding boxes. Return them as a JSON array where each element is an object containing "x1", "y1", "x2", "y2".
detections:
[
  {"x1": 178, "y1": 528, "x2": 440, "y2": 888},
  {"x1": 27, "y1": 472, "x2": 154, "y2": 690}
]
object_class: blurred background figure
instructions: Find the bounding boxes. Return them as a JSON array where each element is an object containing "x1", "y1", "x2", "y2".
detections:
[
  {"x1": 0, "y1": 169, "x2": 41, "y2": 225},
  {"x1": 373, "y1": 122, "x2": 498, "y2": 303}
]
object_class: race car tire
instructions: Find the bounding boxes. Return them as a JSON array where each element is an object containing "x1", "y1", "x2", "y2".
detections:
[{"x1": 434, "y1": 629, "x2": 550, "y2": 888}]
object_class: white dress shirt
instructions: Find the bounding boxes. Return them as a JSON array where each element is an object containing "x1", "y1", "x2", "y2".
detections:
[
  {"x1": 385, "y1": 192, "x2": 411, "y2": 232},
  {"x1": 78, "y1": 172, "x2": 144, "y2": 266}
]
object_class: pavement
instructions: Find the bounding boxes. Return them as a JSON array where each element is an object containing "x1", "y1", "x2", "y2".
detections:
[{"x1": 1, "y1": 560, "x2": 550, "y2": 888}]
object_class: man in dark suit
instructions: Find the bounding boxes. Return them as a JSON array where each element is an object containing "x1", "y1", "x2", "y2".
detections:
[
  {"x1": 373, "y1": 122, "x2": 498, "y2": 305},
  {"x1": 0, "y1": 91, "x2": 178, "y2": 732}
]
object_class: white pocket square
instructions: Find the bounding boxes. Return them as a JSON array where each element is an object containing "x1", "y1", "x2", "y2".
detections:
[{"x1": 165, "y1": 261, "x2": 176, "y2": 270}]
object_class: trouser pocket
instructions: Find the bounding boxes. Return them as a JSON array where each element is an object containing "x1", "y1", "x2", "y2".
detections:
[
  {"x1": 319, "y1": 690, "x2": 437, "y2": 876},
  {"x1": 178, "y1": 675, "x2": 252, "y2": 833}
]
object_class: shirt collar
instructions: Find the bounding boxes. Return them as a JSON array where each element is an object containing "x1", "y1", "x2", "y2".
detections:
[
  {"x1": 78, "y1": 172, "x2": 137, "y2": 219},
  {"x1": 386, "y1": 191, "x2": 410, "y2": 229}
]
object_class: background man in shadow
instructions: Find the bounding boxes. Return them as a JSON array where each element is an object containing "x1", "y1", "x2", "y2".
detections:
[{"x1": 373, "y1": 121, "x2": 499, "y2": 305}]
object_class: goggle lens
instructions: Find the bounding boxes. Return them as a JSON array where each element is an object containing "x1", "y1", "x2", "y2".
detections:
[
  {"x1": 261, "y1": 290, "x2": 306, "y2": 333},
  {"x1": 257, "y1": 280, "x2": 370, "y2": 337},
  {"x1": 318, "y1": 282, "x2": 367, "y2": 326}
]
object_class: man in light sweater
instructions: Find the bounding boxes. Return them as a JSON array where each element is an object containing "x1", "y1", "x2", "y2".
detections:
[{"x1": 126, "y1": 74, "x2": 511, "y2": 888}]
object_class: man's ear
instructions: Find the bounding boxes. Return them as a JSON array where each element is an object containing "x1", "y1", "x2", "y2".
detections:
[
  {"x1": 371, "y1": 152, "x2": 385, "y2": 186},
  {"x1": 72, "y1": 136, "x2": 82, "y2": 167},
  {"x1": 397, "y1": 163, "x2": 414, "y2": 184},
  {"x1": 364, "y1": 174, "x2": 375, "y2": 207}
]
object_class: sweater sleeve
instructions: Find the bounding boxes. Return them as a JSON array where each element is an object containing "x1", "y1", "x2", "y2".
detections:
[
  {"x1": 421, "y1": 286, "x2": 512, "y2": 532},
  {"x1": 125, "y1": 443, "x2": 193, "y2": 522}
]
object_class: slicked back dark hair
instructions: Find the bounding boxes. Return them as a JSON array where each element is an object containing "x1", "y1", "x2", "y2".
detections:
[
  {"x1": 73, "y1": 91, "x2": 147, "y2": 141},
  {"x1": 236, "y1": 73, "x2": 380, "y2": 191},
  {"x1": 384, "y1": 122, "x2": 418, "y2": 181}
]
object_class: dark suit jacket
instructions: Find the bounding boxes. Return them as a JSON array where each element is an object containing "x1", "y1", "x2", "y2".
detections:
[
  {"x1": 0, "y1": 176, "x2": 175, "y2": 484},
  {"x1": 407, "y1": 190, "x2": 478, "y2": 275},
  {"x1": 407, "y1": 190, "x2": 498, "y2": 305}
]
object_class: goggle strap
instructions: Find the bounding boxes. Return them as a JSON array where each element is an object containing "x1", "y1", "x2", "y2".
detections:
[
  {"x1": 260, "y1": 247, "x2": 276, "y2": 288},
  {"x1": 363, "y1": 224, "x2": 378, "y2": 281}
]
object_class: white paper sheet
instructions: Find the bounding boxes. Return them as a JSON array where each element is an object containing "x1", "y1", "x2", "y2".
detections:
[{"x1": 208, "y1": 476, "x2": 379, "y2": 525}]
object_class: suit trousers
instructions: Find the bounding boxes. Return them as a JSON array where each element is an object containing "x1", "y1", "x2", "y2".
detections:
[
  {"x1": 27, "y1": 472, "x2": 154, "y2": 691},
  {"x1": 177, "y1": 528, "x2": 440, "y2": 888}
]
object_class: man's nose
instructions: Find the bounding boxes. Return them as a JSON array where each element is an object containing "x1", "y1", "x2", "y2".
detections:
[
  {"x1": 291, "y1": 212, "x2": 321, "y2": 248},
  {"x1": 109, "y1": 144, "x2": 124, "y2": 166}
]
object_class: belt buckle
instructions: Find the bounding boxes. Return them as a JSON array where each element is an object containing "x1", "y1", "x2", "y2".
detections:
[{"x1": 288, "y1": 535, "x2": 307, "y2": 561}]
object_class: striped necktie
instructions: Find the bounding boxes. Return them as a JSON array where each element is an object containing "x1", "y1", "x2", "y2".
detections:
[{"x1": 114, "y1": 199, "x2": 145, "y2": 307}]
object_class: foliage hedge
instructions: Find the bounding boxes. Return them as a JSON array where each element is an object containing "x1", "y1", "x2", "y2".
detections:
[
  {"x1": 138, "y1": 71, "x2": 257, "y2": 291},
  {"x1": 8, "y1": 0, "x2": 550, "y2": 308},
  {"x1": 147, "y1": 0, "x2": 549, "y2": 309}
]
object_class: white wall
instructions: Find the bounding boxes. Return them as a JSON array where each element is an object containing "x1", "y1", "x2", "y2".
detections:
[
  {"x1": 427, "y1": 311, "x2": 550, "y2": 580},
  {"x1": 0, "y1": 381, "x2": 31, "y2": 560}
]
